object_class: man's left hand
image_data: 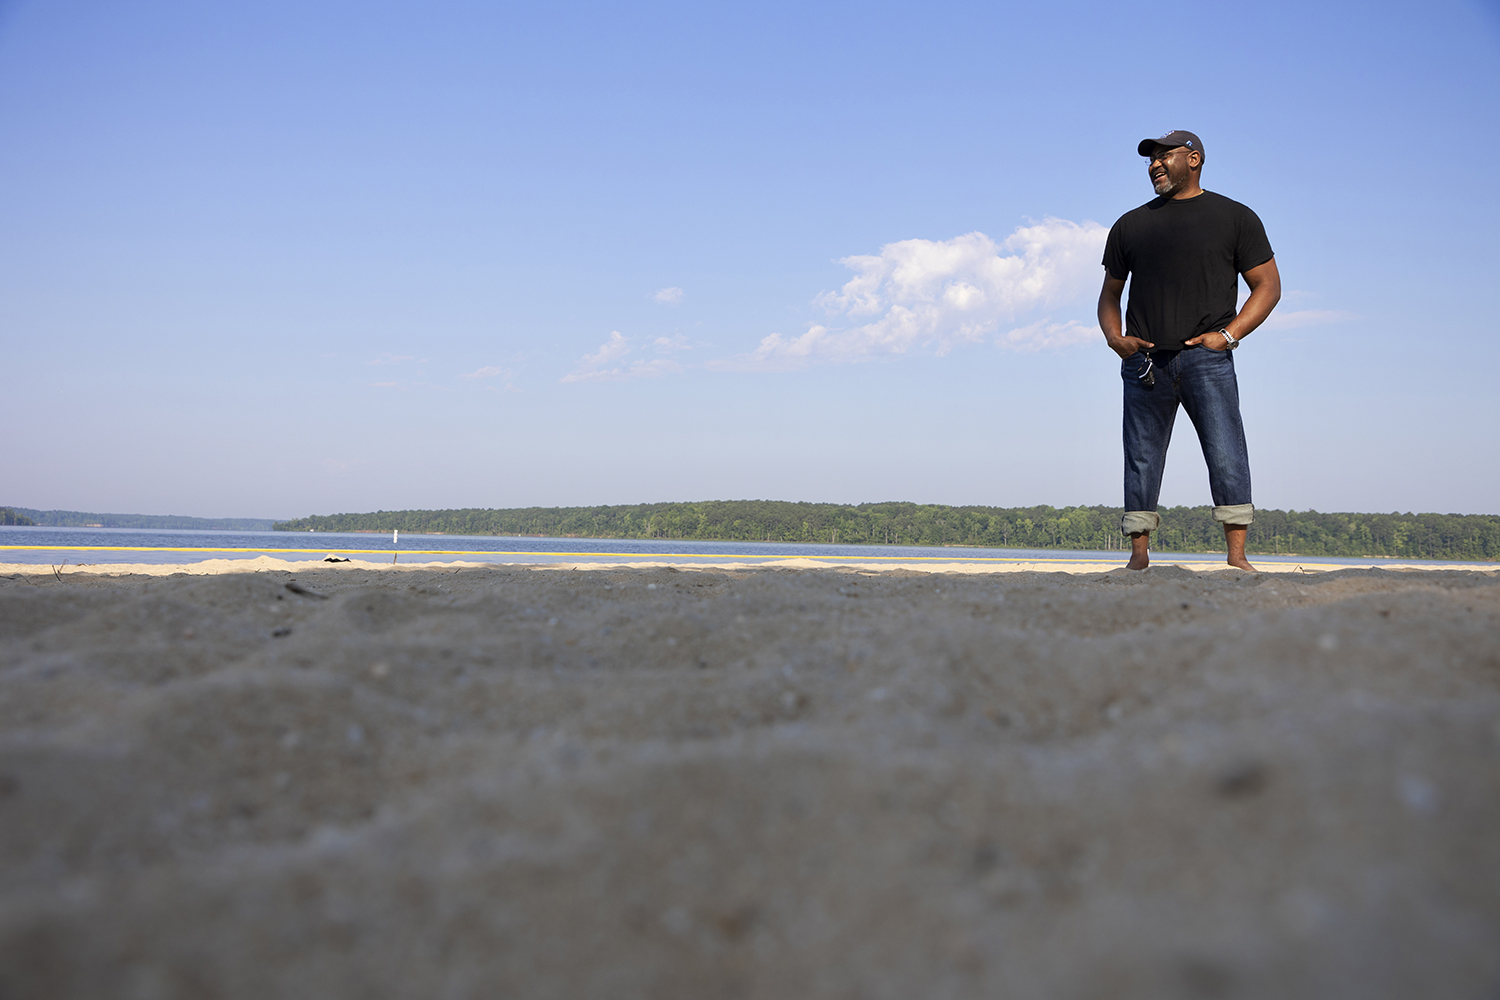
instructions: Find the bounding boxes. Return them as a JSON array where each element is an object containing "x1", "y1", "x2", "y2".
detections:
[{"x1": 1185, "y1": 330, "x2": 1234, "y2": 351}]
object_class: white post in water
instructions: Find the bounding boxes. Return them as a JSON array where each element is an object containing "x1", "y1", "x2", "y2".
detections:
[{"x1": 393, "y1": 529, "x2": 398, "y2": 564}]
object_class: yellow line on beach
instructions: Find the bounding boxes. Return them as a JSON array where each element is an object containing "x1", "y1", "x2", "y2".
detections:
[{"x1": 0, "y1": 544, "x2": 1362, "y2": 569}]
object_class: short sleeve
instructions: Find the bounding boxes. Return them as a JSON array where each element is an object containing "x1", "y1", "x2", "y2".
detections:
[
  {"x1": 1102, "y1": 218, "x2": 1130, "y2": 280},
  {"x1": 1234, "y1": 206, "x2": 1274, "y2": 274}
]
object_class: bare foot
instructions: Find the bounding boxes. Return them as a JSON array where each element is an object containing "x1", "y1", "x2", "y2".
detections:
[
  {"x1": 1126, "y1": 553, "x2": 1150, "y2": 571},
  {"x1": 1227, "y1": 555, "x2": 1256, "y2": 572},
  {"x1": 1126, "y1": 532, "x2": 1150, "y2": 571}
]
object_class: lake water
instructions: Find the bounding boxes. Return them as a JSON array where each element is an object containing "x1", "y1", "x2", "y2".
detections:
[{"x1": 0, "y1": 525, "x2": 1487, "y2": 570}]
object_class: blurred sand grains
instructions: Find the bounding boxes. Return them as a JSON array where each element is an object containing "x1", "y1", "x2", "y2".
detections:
[{"x1": 0, "y1": 563, "x2": 1497, "y2": 999}]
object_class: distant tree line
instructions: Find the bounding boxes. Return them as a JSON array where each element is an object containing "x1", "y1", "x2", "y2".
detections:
[
  {"x1": 1, "y1": 508, "x2": 36, "y2": 526},
  {"x1": 5, "y1": 508, "x2": 276, "y2": 531},
  {"x1": 273, "y1": 501, "x2": 1500, "y2": 561}
]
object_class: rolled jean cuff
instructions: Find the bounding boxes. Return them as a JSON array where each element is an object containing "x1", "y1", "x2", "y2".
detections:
[
  {"x1": 1212, "y1": 503, "x2": 1255, "y2": 526},
  {"x1": 1121, "y1": 510, "x2": 1160, "y2": 536}
]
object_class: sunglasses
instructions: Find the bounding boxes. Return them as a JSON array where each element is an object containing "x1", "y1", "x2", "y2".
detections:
[{"x1": 1143, "y1": 147, "x2": 1187, "y2": 165}]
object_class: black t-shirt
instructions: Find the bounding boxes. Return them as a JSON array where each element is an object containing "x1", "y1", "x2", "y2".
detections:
[{"x1": 1102, "y1": 191, "x2": 1274, "y2": 351}]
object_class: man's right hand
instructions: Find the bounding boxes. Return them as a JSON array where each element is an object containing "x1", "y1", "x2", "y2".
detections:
[
  {"x1": 1097, "y1": 274, "x2": 1151, "y2": 358},
  {"x1": 1106, "y1": 334, "x2": 1155, "y2": 359}
]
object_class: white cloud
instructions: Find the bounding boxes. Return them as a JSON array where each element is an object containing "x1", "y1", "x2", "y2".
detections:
[
  {"x1": 1261, "y1": 308, "x2": 1358, "y2": 330},
  {"x1": 654, "y1": 287, "x2": 685, "y2": 305},
  {"x1": 565, "y1": 331, "x2": 630, "y2": 380},
  {"x1": 562, "y1": 331, "x2": 685, "y2": 383},
  {"x1": 460, "y1": 364, "x2": 517, "y2": 391},
  {"x1": 710, "y1": 218, "x2": 1107, "y2": 370},
  {"x1": 994, "y1": 318, "x2": 1099, "y2": 352}
]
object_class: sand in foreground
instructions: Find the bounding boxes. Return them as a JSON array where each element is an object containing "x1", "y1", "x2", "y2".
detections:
[{"x1": 1, "y1": 564, "x2": 1497, "y2": 998}]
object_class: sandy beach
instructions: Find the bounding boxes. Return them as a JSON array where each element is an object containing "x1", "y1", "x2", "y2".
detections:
[{"x1": 1, "y1": 559, "x2": 1497, "y2": 998}]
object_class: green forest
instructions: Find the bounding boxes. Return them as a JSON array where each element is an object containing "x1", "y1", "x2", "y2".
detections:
[
  {"x1": 1, "y1": 508, "x2": 36, "y2": 526},
  {"x1": 274, "y1": 501, "x2": 1500, "y2": 561},
  {"x1": 4, "y1": 508, "x2": 275, "y2": 531}
]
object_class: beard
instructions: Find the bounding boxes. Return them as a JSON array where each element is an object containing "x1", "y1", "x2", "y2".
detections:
[{"x1": 1152, "y1": 170, "x2": 1181, "y2": 196}]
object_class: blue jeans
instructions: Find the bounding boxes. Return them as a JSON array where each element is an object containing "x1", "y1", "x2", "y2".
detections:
[{"x1": 1120, "y1": 347, "x2": 1252, "y2": 535}]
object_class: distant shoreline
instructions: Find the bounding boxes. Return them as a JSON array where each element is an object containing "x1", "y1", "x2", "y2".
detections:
[
  {"x1": 6, "y1": 501, "x2": 1498, "y2": 562},
  {"x1": 3, "y1": 508, "x2": 277, "y2": 532},
  {"x1": 269, "y1": 501, "x2": 1500, "y2": 563}
]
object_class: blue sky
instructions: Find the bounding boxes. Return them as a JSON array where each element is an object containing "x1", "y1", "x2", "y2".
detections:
[{"x1": 2, "y1": 0, "x2": 1497, "y2": 519}]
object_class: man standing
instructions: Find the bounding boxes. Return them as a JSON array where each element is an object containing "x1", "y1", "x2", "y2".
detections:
[{"x1": 1097, "y1": 129, "x2": 1281, "y2": 571}]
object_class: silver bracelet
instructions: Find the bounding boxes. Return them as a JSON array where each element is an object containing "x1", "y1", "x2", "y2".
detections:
[{"x1": 1219, "y1": 329, "x2": 1238, "y2": 349}]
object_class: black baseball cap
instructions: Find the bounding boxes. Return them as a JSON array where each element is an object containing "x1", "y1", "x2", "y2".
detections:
[{"x1": 1137, "y1": 130, "x2": 1204, "y2": 158}]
